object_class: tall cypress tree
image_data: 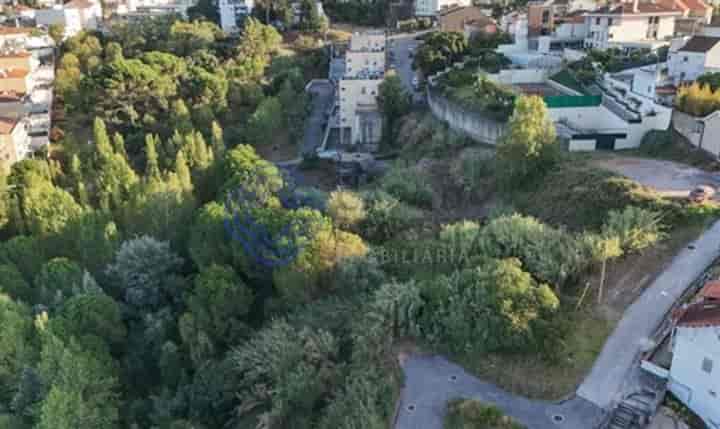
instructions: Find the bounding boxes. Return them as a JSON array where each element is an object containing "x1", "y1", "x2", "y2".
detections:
[{"x1": 144, "y1": 134, "x2": 162, "y2": 182}]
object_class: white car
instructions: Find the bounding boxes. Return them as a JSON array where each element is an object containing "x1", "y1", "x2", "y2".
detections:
[{"x1": 412, "y1": 76, "x2": 420, "y2": 89}]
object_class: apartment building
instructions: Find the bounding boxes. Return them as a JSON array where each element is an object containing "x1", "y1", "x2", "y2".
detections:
[
  {"x1": 415, "y1": 0, "x2": 470, "y2": 17},
  {"x1": 0, "y1": 115, "x2": 29, "y2": 174},
  {"x1": 337, "y1": 32, "x2": 386, "y2": 146},
  {"x1": 218, "y1": 0, "x2": 254, "y2": 33},
  {"x1": 584, "y1": 0, "x2": 681, "y2": 50},
  {"x1": 36, "y1": 0, "x2": 103, "y2": 38}
]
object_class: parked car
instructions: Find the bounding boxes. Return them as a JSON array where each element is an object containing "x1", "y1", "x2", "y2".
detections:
[
  {"x1": 689, "y1": 185, "x2": 715, "y2": 203},
  {"x1": 411, "y1": 76, "x2": 420, "y2": 89}
]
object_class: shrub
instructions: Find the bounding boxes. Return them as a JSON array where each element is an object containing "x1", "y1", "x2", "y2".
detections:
[
  {"x1": 420, "y1": 258, "x2": 559, "y2": 354},
  {"x1": 601, "y1": 206, "x2": 665, "y2": 253},
  {"x1": 445, "y1": 399, "x2": 526, "y2": 429},
  {"x1": 477, "y1": 214, "x2": 589, "y2": 289},
  {"x1": 378, "y1": 166, "x2": 434, "y2": 209},
  {"x1": 360, "y1": 190, "x2": 422, "y2": 242}
]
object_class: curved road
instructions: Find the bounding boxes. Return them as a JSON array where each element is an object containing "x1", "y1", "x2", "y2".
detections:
[{"x1": 396, "y1": 220, "x2": 720, "y2": 429}]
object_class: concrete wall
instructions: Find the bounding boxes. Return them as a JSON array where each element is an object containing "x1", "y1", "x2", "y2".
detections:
[
  {"x1": 427, "y1": 88, "x2": 507, "y2": 145},
  {"x1": 669, "y1": 326, "x2": 720, "y2": 429},
  {"x1": 487, "y1": 68, "x2": 547, "y2": 85},
  {"x1": 673, "y1": 109, "x2": 720, "y2": 157}
]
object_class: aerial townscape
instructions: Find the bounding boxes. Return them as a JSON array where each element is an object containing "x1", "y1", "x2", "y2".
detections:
[{"x1": 3, "y1": 0, "x2": 720, "y2": 427}]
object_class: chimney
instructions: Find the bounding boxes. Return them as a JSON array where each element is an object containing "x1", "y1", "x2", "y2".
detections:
[{"x1": 633, "y1": 0, "x2": 639, "y2": 12}]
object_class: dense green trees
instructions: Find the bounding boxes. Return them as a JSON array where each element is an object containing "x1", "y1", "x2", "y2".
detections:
[
  {"x1": 413, "y1": 32, "x2": 468, "y2": 76},
  {"x1": 497, "y1": 96, "x2": 558, "y2": 186},
  {"x1": 377, "y1": 72, "x2": 412, "y2": 149}
]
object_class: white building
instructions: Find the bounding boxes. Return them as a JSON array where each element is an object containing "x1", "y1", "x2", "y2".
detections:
[
  {"x1": 0, "y1": 115, "x2": 30, "y2": 174},
  {"x1": 667, "y1": 35, "x2": 720, "y2": 84},
  {"x1": 218, "y1": 0, "x2": 253, "y2": 33},
  {"x1": 336, "y1": 31, "x2": 386, "y2": 146},
  {"x1": 584, "y1": 0, "x2": 681, "y2": 50},
  {"x1": 35, "y1": 0, "x2": 102, "y2": 38},
  {"x1": 415, "y1": 0, "x2": 470, "y2": 17},
  {"x1": 667, "y1": 283, "x2": 720, "y2": 429}
]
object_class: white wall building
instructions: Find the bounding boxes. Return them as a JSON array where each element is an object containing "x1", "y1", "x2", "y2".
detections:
[
  {"x1": 667, "y1": 283, "x2": 720, "y2": 429},
  {"x1": 35, "y1": 0, "x2": 102, "y2": 38},
  {"x1": 667, "y1": 35, "x2": 720, "y2": 84},
  {"x1": 584, "y1": 0, "x2": 681, "y2": 50},
  {"x1": 415, "y1": 0, "x2": 470, "y2": 17},
  {"x1": 336, "y1": 31, "x2": 386, "y2": 146},
  {"x1": 218, "y1": 0, "x2": 254, "y2": 33}
]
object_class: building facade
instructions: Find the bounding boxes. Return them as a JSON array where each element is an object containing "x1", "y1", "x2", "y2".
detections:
[
  {"x1": 584, "y1": 0, "x2": 681, "y2": 50},
  {"x1": 336, "y1": 31, "x2": 386, "y2": 146},
  {"x1": 0, "y1": 115, "x2": 29, "y2": 174},
  {"x1": 218, "y1": 0, "x2": 254, "y2": 33},
  {"x1": 527, "y1": 0, "x2": 555, "y2": 36},
  {"x1": 667, "y1": 35, "x2": 720, "y2": 84},
  {"x1": 35, "y1": 0, "x2": 102, "y2": 38},
  {"x1": 414, "y1": 0, "x2": 470, "y2": 17},
  {"x1": 667, "y1": 284, "x2": 720, "y2": 429}
]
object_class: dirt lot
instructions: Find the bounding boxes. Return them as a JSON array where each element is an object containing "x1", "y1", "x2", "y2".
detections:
[{"x1": 593, "y1": 156, "x2": 720, "y2": 199}]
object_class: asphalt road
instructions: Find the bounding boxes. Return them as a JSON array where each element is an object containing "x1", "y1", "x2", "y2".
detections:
[
  {"x1": 387, "y1": 32, "x2": 425, "y2": 103},
  {"x1": 396, "y1": 356, "x2": 604, "y2": 429},
  {"x1": 301, "y1": 80, "x2": 334, "y2": 156},
  {"x1": 593, "y1": 157, "x2": 720, "y2": 199}
]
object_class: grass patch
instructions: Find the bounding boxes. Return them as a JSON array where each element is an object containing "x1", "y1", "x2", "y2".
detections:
[
  {"x1": 445, "y1": 399, "x2": 526, "y2": 429},
  {"x1": 453, "y1": 309, "x2": 611, "y2": 400}
]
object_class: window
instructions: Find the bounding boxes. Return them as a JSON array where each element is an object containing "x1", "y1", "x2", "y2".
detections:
[
  {"x1": 608, "y1": 18, "x2": 613, "y2": 26},
  {"x1": 702, "y1": 357, "x2": 713, "y2": 374},
  {"x1": 542, "y1": 10, "x2": 550, "y2": 23},
  {"x1": 648, "y1": 17, "x2": 653, "y2": 24},
  {"x1": 361, "y1": 87, "x2": 367, "y2": 95},
  {"x1": 596, "y1": 17, "x2": 600, "y2": 25},
  {"x1": 683, "y1": 56, "x2": 688, "y2": 62}
]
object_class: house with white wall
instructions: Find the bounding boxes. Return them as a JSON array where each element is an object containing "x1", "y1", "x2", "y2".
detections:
[
  {"x1": 36, "y1": 0, "x2": 102, "y2": 38},
  {"x1": 667, "y1": 35, "x2": 720, "y2": 84},
  {"x1": 666, "y1": 282, "x2": 720, "y2": 429},
  {"x1": 0, "y1": 115, "x2": 30, "y2": 174},
  {"x1": 218, "y1": 0, "x2": 253, "y2": 33},
  {"x1": 415, "y1": 0, "x2": 470, "y2": 17},
  {"x1": 584, "y1": 0, "x2": 681, "y2": 50}
]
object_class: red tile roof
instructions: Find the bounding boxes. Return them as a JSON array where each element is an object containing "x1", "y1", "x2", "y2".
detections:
[
  {"x1": 676, "y1": 302, "x2": 720, "y2": 328},
  {"x1": 0, "y1": 51, "x2": 32, "y2": 58},
  {"x1": 0, "y1": 116, "x2": 19, "y2": 135},
  {"x1": 700, "y1": 280, "x2": 720, "y2": 300},
  {"x1": 65, "y1": 0, "x2": 96, "y2": 9},
  {"x1": 0, "y1": 69, "x2": 29, "y2": 78},
  {"x1": 590, "y1": 2, "x2": 681, "y2": 15},
  {"x1": 0, "y1": 27, "x2": 32, "y2": 36}
]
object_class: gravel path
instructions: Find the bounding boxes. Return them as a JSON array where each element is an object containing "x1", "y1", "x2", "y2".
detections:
[{"x1": 395, "y1": 220, "x2": 720, "y2": 429}]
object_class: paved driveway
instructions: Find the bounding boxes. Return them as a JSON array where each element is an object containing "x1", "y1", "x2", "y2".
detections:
[
  {"x1": 302, "y1": 80, "x2": 334, "y2": 156},
  {"x1": 593, "y1": 157, "x2": 720, "y2": 199},
  {"x1": 387, "y1": 32, "x2": 426, "y2": 103}
]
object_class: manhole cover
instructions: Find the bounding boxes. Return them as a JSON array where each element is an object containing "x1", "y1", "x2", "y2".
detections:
[
  {"x1": 552, "y1": 414, "x2": 565, "y2": 423},
  {"x1": 407, "y1": 404, "x2": 416, "y2": 412}
]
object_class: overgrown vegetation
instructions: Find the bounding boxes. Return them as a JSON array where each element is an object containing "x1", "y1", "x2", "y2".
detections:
[
  {"x1": 445, "y1": 399, "x2": 526, "y2": 429},
  {"x1": 675, "y1": 82, "x2": 720, "y2": 117}
]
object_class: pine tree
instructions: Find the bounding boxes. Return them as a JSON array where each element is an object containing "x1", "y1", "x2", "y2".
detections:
[
  {"x1": 145, "y1": 134, "x2": 162, "y2": 181},
  {"x1": 175, "y1": 150, "x2": 193, "y2": 192},
  {"x1": 93, "y1": 118, "x2": 113, "y2": 162},
  {"x1": 112, "y1": 132, "x2": 127, "y2": 159},
  {"x1": 69, "y1": 155, "x2": 88, "y2": 206},
  {"x1": 211, "y1": 121, "x2": 226, "y2": 159}
]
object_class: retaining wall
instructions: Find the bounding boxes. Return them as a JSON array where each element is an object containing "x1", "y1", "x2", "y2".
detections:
[{"x1": 426, "y1": 88, "x2": 507, "y2": 145}]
